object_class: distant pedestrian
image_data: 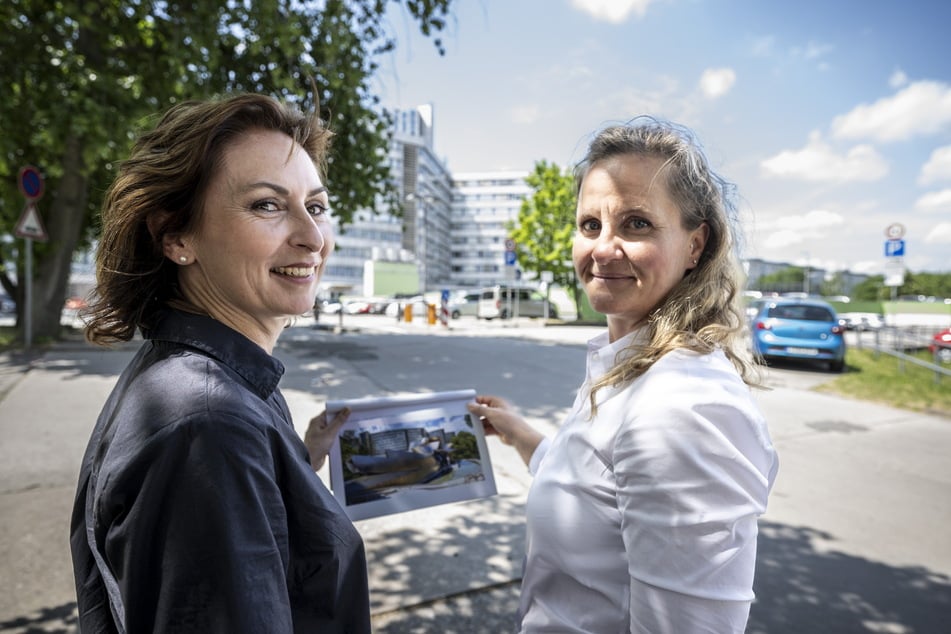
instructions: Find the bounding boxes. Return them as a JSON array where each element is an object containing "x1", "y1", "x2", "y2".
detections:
[
  {"x1": 70, "y1": 93, "x2": 369, "y2": 633},
  {"x1": 469, "y1": 118, "x2": 778, "y2": 633}
]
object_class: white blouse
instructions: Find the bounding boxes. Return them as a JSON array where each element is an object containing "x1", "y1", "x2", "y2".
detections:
[{"x1": 519, "y1": 329, "x2": 778, "y2": 633}]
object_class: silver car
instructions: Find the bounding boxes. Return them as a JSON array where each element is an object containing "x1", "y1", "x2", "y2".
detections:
[{"x1": 478, "y1": 285, "x2": 556, "y2": 320}]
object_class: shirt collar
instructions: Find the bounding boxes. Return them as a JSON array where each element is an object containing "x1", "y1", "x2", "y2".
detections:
[
  {"x1": 145, "y1": 308, "x2": 285, "y2": 398},
  {"x1": 585, "y1": 327, "x2": 649, "y2": 384}
]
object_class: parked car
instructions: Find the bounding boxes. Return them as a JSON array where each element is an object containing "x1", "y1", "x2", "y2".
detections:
[
  {"x1": 750, "y1": 298, "x2": 846, "y2": 372},
  {"x1": 745, "y1": 298, "x2": 770, "y2": 324},
  {"x1": 0, "y1": 292, "x2": 15, "y2": 315},
  {"x1": 477, "y1": 285, "x2": 556, "y2": 320},
  {"x1": 839, "y1": 312, "x2": 884, "y2": 331},
  {"x1": 448, "y1": 291, "x2": 481, "y2": 319},
  {"x1": 929, "y1": 328, "x2": 951, "y2": 364}
]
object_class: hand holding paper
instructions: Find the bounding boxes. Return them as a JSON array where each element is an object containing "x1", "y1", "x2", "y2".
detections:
[
  {"x1": 305, "y1": 407, "x2": 351, "y2": 471},
  {"x1": 467, "y1": 396, "x2": 545, "y2": 467}
]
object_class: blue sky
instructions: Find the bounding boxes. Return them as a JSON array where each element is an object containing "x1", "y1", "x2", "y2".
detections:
[{"x1": 374, "y1": 0, "x2": 951, "y2": 277}]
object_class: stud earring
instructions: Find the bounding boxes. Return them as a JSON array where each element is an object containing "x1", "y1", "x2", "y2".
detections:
[
  {"x1": 693, "y1": 259, "x2": 698, "y2": 265},
  {"x1": 179, "y1": 256, "x2": 187, "y2": 264}
]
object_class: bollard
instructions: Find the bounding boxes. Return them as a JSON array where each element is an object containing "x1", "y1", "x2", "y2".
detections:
[
  {"x1": 404, "y1": 304, "x2": 413, "y2": 323},
  {"x1": 427, "y1": 303, "x2": 437, "y2": 325}
]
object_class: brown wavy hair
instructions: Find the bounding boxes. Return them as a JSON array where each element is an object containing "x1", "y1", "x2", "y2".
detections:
[
  {"x1": 574, "y1": 118, "x2": 760, "y2": 414},
  {"x1": 83, "y1": 93, "x2": 332, "y2": 345}
]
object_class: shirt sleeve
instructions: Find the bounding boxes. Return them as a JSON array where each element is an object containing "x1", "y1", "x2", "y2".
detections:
[
  {"x1": 527, "y1": 436, "x2": 552, "y2": 475},
  {"x1": 611, "y1": 356, "x2": 775, "y2": 633},
  {"x1": 99, "y1": 412, "x2": 293, "y2": 633}
]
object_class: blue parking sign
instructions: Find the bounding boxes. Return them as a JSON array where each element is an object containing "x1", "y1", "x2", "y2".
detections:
[
  {"x1": 884, "y1": 239, "x2": 905, "y2": 257},
  {"x1": 505, "y1": 250, "x2": 517, "y2": 266}
]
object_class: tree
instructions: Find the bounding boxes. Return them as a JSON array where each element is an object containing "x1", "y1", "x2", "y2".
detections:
[
  {"x1": 755, "y1": 267, "x2": 806, "y2": 295},
  {"x1": 0, "y1": 0, "x2": 453, "y2": 342},
  {"x1": 507, "y1": 160, "x2": 582, "y2": 317},
  {"x1": 851, "y1": 275, "x2": 887, "y2": 301}
]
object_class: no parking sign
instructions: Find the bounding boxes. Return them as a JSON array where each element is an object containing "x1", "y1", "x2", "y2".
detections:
[
  {"x1": 15, "y1": 166, "x2": 48, "y2": 242},
  {"x1": 18, "y1": 165, "x2": 44, "y2": 200}
]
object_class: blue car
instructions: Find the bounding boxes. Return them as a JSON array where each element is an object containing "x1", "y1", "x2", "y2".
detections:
[{"x1": 750, "y1": 299, "x2": 846, "y2": 372}]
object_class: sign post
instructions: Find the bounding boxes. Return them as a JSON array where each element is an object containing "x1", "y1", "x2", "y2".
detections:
[
  {"x1": 504, "y1": 237, "x2": 517, "y2": 282},
  {"x1": 883, "y1": 223, "x2": 906, "y2": 301},
  {"x1": 15, "y1": 166, "x2": 48, "y2": 348}
]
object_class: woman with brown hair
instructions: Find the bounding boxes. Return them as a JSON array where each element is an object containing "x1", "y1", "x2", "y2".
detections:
[{"x1": 70, "y1": 93, "x2": 368, "y2": 633}]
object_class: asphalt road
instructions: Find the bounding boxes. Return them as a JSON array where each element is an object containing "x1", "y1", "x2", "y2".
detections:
[{"x1": 1, "y1": 315, "x2": 949, "y2": 633}]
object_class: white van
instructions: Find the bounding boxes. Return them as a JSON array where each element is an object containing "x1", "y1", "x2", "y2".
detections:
[{"x1": 477, "y1": 286, "x2": 556, "y2": 320}]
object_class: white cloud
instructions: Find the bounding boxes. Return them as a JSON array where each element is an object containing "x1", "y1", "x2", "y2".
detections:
[
  {"x1": 699, "y1": 68, "x2": 736, "y2": 100},
  {"x1": 831, "y1": 80, "x2": 951, "y2": 142},
  {"x1": 915, "y1": 188, "x2": 951, "y2": 213},
  {"x1": 918, "y1": 146, "x2": 951, "y2": 185},
  {"x1": 760, "y1": 209, "x2": 845, "y2": 250},
  {"x1": 760, "y1": 132, "x2": 888, "y2": 182},
  {"x1": 889, "y1": 69, "x2": 909, "y2": 89},
  {"x1": 924, "y1": 222, "x2": 951, "y2": 244},
  {"x1": 570, "y1": 0, "x2": 654, "y2": 23},
  {"x1": 762, "y1": 229, "x2": 803, "y2": 249},
  {"x1": 510, "y1": 105, "x2": 540, "y2": 124}
]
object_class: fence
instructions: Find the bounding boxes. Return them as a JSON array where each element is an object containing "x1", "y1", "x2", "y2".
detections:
[{"x1": 850, "y1": 325, "x2": 950, "y2": 384}]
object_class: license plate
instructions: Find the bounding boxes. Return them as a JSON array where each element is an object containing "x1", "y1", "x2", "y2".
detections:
[{"x1": 787, "y1": 347, "x2": 819, "y2": 356}]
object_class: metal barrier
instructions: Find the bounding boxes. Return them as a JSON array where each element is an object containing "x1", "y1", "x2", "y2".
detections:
[{"x1": 851, "y1": 326, "x2": 950, "y2": 384}]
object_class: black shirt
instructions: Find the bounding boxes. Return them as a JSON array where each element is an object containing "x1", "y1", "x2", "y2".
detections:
[{"x1": 70, "y1": 308, "x2": 370, "y2": 633}]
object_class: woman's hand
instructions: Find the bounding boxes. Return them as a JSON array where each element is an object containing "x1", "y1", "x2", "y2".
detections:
[
  {"x1": 305, "y1": 407, "x2": 351, "y2": 471},
  {"x1": 467, "y1": 395, "x2": 545, "y2": 467}
]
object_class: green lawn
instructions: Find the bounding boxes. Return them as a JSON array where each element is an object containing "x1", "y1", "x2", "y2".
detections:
[{"x1": 817, "y1": 348, "x2": 950, "y2": 417}]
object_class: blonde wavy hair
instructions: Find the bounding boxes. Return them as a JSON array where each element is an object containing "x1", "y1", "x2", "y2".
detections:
[
  {"x1": 575, "y1": 118, "x2": 760, "y2": 414},
  {"x1": 84, "y1": 93, "x2": 332, "y2": 345}
]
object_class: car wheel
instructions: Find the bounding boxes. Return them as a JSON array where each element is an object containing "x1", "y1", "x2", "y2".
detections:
[
  {"x1": 936, "y1": 347, "x2": 951, "y2": 364},
  {"x1": 829, "y1": 359, "x2": 845, "y2": 373},
  {"x1": 451, "y1": 310, "x2": 461, "y2": 319}
]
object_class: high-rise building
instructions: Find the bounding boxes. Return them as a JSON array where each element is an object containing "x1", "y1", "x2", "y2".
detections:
[
  {"x1": 319, "y1": 104, "x2": 453, "y2": 297},
  {"x1": 449, "y1": 171, "x2": 530, "y2": 289}
]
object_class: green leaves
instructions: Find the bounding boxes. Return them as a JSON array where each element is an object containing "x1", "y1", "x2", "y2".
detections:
[
  {"x1": 0, "y1": 0, "x2": 455, "y2": 339},
  {"x1": 508, "y1": 160, "x2": 583, "y2": 314}
]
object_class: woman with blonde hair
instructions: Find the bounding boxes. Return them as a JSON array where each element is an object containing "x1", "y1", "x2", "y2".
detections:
[{"x1": 470, "y1": 118, "x2": 778, "y2": 633}]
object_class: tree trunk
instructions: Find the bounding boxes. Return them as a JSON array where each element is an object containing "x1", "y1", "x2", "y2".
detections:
[{"x1": 26, "y1": 134, "x2": 88, "y2": 341}]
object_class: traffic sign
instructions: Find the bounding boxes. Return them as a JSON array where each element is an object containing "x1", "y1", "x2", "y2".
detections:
[
  {"x1": 885, "y1": 223, "x2": 905, "y2": 240},
  {"x1": 15, "y1": 201, "x2": 49, "y2": 241},
  {"x1": 504, "y1": 238, "x2": 516, "y2": 251},
  {"x1": 884, "y1": 239, "x2": 905, "y2": 258},
  {"x1": 504, "y1": 250, "x2": 517, "y2": 266},
  {"x1": 18, "y1": 165, "x2": 44, "y2": 200}
]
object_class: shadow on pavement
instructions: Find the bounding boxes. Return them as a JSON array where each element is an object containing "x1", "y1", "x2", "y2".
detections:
[
  {"x1": 2, "y1": 505, "x2": 949, "y2": 633},
  {"x1": 0, "y1": 601, "x2": 77, "y2": 634},
  {"x1": 749, "y1": 520, "x2": 951, "y2": 634}
]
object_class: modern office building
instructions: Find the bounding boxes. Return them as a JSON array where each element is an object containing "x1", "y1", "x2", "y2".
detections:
[
  {"x1": 449, "y1": 171, "x2": 530, "y2": 289},
  {"x1": 319, "y1": 104, "x2": 453, "y2": 297}
]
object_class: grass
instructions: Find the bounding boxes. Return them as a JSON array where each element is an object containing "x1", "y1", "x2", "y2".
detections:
[
  {"x1": 0, "y1": 326, "x2": 18, "y2": 349},
  {"x1": 0, "y1": 325, "x2": 77, "y2": 350},
  {"x1": 817, "y1": 348, "x2": 950, "y2": 417}
]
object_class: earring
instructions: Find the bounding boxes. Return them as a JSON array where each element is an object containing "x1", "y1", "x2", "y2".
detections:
[
  {"x1": 693, "y1": 259, "x2": 698, "y2": 265},
  {"x1": 179, "y1": 256, "x2": 188, "y2": 264}
]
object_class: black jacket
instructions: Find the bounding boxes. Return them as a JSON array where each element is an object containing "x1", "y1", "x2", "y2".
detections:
[{"x1": 70, "y1": 308, "x2": 370, "y2": 633}]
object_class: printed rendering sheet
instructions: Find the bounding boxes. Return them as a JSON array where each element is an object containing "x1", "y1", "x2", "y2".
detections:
[{"x1": 325, "y1": 389, "x2": 497, "y2": 521}]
